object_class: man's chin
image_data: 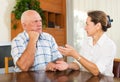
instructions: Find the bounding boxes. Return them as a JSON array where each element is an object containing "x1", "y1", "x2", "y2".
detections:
[{"x1": 37, "y1": 30, "x2": 42, "y2": 34}]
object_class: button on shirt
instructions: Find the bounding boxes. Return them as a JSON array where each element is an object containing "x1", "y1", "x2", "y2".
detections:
[
  {"x1": 11, "y1": 31, "x2": 63, "y2": 72},
  {"x1": 75, "y1": 33, "x2": 116, "y2": 76}
]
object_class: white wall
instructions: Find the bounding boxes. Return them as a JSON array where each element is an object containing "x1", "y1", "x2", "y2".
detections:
[
  {"x1": 66, "y1": 0, "x2": 75, "y2": 62},
  {"x1": 67, "y1": 0, "x2": 120, "y2": 58},
  {"x1": 0, "y1": 0, "x2": 15, "y2": 42}
]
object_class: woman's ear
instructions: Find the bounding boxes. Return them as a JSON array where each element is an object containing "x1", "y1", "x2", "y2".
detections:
[{"x1": 96, "y1": 23, "x2": 101, "y2": 30}]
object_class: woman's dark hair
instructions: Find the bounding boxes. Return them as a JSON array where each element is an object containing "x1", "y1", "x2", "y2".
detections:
[{"x1": 88, "y1": 10, "x2": 113, "y2": 32}]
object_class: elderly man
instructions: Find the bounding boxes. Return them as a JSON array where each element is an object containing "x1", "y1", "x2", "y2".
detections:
[{"x1": 11, "y1": 10, "x2": 63, "y2": 72}]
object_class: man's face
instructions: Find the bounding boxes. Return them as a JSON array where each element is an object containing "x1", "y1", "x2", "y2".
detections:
[{"x1": 24, "y1": 13, "x2": 42, "y2": 33}]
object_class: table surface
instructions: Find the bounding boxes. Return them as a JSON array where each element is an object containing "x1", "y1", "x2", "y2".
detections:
[{"x1": 0, "y1": 70, "x2": 120, "y2": 82}]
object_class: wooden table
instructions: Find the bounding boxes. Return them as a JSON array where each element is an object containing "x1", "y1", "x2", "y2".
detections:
[{"x1": 0, "y1": 70, "x2": 119, "y2": 82}]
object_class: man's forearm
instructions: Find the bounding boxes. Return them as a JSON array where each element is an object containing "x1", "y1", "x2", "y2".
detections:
[{"x1": 17, "y1": 41, "x2": 36, "y2": 71}]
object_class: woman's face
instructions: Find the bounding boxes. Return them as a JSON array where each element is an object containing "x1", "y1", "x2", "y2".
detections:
[{"x1": 85, "y1": 16, "x2": 98, "y2": 37}]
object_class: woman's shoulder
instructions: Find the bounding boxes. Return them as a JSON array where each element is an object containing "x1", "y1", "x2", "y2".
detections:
[{"x1": 104, "y1": 34, "x2": 116, "y2": 47}]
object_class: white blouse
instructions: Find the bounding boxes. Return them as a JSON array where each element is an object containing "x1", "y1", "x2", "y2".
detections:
[{"x1": 75, "y1": 33, "x2": 116, "y2": 77}]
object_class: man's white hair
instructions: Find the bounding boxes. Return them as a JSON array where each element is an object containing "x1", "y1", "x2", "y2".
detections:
[{"x1": 21, "y1": 10, "x2": 40, "y2": 24}]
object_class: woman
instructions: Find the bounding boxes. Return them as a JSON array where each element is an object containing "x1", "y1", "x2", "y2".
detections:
[{"x1": 56, "y1": 10, "x2": 116, "y2": 77}]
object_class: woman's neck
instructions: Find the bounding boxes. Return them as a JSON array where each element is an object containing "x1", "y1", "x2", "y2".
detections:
[{"x1": 92, "y1": 31, "x2": 104, "y2": 45}]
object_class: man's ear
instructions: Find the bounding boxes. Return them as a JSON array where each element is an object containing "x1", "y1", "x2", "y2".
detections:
[{"x1": 22, "y1": 23, "x2": 26, "y2": 30}]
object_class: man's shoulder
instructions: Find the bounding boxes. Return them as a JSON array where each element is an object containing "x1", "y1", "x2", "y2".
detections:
[
  {"x1": 12, "y1": 31, "x2": 27, "y2": 42},
  {"x1": 42, "y1": 32, "x2": 52, "y2": 36},
  {"x1": 41, "y1": 32, "x2": 53, "y2": 38}
]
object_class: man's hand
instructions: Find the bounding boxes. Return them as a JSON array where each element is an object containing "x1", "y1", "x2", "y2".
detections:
[
  {"x1": 28, "y1": 31, "x2": 39, "y2": 43},
  {"x1": 46, "y1": 62, "x2": 57, "y2": 71},
  {"x1": 55, "y1": 61, "x2": 69, "y2": 71}
]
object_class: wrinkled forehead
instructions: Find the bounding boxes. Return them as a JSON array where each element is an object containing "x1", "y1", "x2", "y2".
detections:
[
  {"x1": 26, "y1": 12, "x2": 41, "y2": 20},
  {"x1": 21, "y1": 10, "x2": 41, "y2": 23}
]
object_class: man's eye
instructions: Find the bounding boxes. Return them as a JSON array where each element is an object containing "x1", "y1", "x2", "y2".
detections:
[{"x1": 35, "y1": 20, "x2": 38, "y2": 22}]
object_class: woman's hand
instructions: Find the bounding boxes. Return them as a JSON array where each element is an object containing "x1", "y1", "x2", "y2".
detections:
[{"x1": 58, "y1": 44, "x2": 77, "y2": 57}]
